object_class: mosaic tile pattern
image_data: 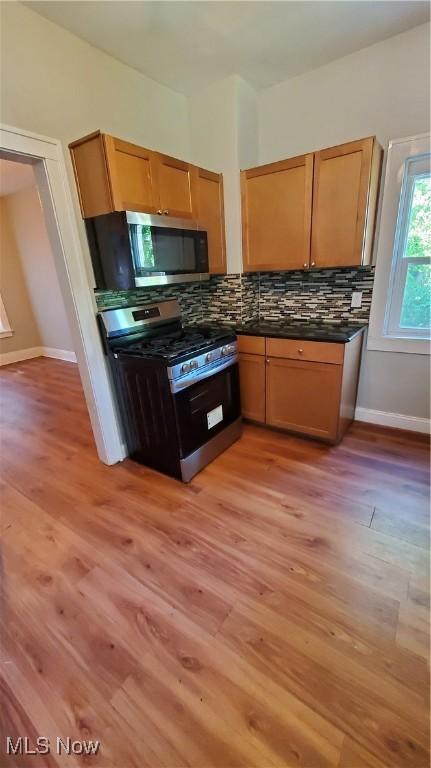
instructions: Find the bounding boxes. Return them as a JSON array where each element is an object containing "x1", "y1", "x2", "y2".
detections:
[
  {"x1": 201, "y1": 275, "x2": 243, "y2": 324},
  {"x1": 95, "y1": 267, "x2": 375, "y2": 326},
  {"x1": 258, "y1": 267, "x2": 375, "y2": 324},
  {"x1": 95, "y1": 282, "x2": 202, "y2": 324},
  {"x1": 241, "y1": 273, "x2": 260, "y2": 323}
]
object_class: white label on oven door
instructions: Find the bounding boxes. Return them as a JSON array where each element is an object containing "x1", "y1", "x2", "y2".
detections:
[{"x1": 207, "y1": 404, "x2": 223, "y2": 430}]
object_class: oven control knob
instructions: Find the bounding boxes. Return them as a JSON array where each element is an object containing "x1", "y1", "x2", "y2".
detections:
[
  {"x1": 221, "y1": 344, "x2": 234, "y2": 356},
  {"x1": 181, "y1": 362, "x2": 191, "y2": 374},
  {"x1": 206, "y1": 352, "x2": 214, "y2": 363},
  {"x1": 190, "y1": 359, "x2": 199, "y2": 370}
]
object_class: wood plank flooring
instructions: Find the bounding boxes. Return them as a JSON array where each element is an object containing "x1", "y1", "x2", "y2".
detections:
[{"x1": 0, "y1": 357, "x2": 429, "y2": 768}]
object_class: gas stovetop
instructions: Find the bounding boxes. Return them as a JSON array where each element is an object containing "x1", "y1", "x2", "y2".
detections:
[
  {"x1": 99, "y1": 300, "x2": 238, "y2": 393},
  {"x1": 116, "y1": 325, "x2": 235, "y2": 364},
  {"x1": 99, "y1": 299, "x2": 242, "y2": 482}
]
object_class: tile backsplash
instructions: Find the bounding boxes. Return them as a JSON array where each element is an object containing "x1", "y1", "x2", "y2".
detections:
[
  {"x1": 258, "y1": 267, "x2": 375, "y2": 324},
  {"x1": 95, "y1": 266, "x2": 375, "y2": 326}
]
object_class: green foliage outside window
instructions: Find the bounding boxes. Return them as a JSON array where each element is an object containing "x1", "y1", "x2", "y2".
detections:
[
  {"x1": 405, "y1": 177, "x2": 431, "y2": 259},
  {"x1": 400, "y1": 176, "x2": 431, "y2": 329},
  {"x1": 400, "y1": 263, "x2": 431, "y2": 328}
]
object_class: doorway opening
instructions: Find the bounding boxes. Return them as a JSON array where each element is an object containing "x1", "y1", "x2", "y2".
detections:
[
  {"x1": 0, "y1": 155, "x2": 76, "y2": 365},
  {"x1": 0, "y1": 125, "x2": 124, "y2": 465}
]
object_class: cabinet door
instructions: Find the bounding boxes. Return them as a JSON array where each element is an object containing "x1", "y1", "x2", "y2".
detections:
[
  {"x1": 104, "y1": 136, "x2": 159, "y2": 214},
  {"x1": 265, "y1": 357, "x2": 342, "y2": 440},
  {"x1": 195, "y1": 168, "x2": 226, "y2": 273},
  {"x1": 238, "y1": 353, "x2": 266, "y2": 423},
  {"x1": 155, "y1": 153, "x2": 195, "y2": 219},
  {"x1": 70, "y1": 131, "x2": 114, "y2": 218},
  {"x1": 241, "y1": 154, "x2": 313, "y2": 272},
  {"x1": 311, "y1": 137, "x2": 376, "y2": 268}
]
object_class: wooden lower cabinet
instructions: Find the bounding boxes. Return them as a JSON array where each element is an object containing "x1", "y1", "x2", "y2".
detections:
[
  {"x1": 238, "y1": 353, "x2": 266, "y2": 423},
  {"x1": 237, "y1": 333, "x2": 363, "y2": 442},
  {"x1": 265, "y1": 357, "x2": 341, "y2": 440}
]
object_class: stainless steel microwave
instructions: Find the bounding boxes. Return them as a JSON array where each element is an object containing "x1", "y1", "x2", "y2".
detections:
[{"x1": 85, "y1": 210, "x2": 209, "y2": 291}]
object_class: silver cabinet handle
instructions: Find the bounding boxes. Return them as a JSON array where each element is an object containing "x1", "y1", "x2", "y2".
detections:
[
  {"x1": 311, "y1": 261, "x2": 316, "y2": 267},
  {"x1": 303, "y1": 263, "x2": 308, "y2": 269},
  {"x1": 163, "y1": 209, "x2": 169, "y2": 215},
  {"x1": 157, "y1": 209, "x2": 163, "y2": 214}
]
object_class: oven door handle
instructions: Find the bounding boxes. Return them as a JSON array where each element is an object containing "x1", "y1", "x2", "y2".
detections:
[{"x1": 170, "y1": 355, "x2": 237, "y2": 393}]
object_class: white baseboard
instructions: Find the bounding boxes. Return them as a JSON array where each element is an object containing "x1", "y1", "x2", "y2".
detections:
[
  {"x1": 355, "y1": 406, "x2": 430, "y2": 434},
  {"x1": 0, "y1": 346, "x2": 76, "y2": 366},
  {"x1": 42, "y1": 347, "x2": 77, "y2": 363},
  {"x1": 0, "y1": 346, "x2": 42, "y2": 366}
]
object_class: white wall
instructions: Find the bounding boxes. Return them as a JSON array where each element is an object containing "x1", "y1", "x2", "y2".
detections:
[
  {"x1": 0, "y1": 1, "x2": 190, "y2": 286},
  {"x1": 257, "y1": 23, "x2": 431, "y2": 421},
  {"x1": 1, "y1": 3, "x2": 190, "y2": 158},
  {"x1": 4, "y1": 181, "x2": 74, "y2": 353},
  {"x1": 188, "y1": 75, "x2": 258, "y2": 273},
  {"x1": 258, "y1": 23, "x2": 430, "y2": 164}
]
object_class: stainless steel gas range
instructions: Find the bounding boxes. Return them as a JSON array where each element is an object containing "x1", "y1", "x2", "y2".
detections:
[{"x1": 98, "y1": 299, "x2": 242, "y2": 482}]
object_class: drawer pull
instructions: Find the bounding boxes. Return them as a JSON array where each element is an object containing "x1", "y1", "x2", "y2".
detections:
[{"x1": 298, "y1": 348, "x2": 304, "y2": 353}]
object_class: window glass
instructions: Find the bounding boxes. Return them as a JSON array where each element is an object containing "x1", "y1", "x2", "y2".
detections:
[{"x1": 386, "y1": 154, "x2": 431, "y2": 338}]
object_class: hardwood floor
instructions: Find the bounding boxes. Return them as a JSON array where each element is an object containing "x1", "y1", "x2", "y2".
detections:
[{"x1": 0, "y1": 357, "x2": 429, "y2": 768}]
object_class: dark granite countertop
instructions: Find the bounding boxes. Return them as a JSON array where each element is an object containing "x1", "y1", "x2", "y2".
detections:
[{"x1": 235, "y1": 320, "x2": 367, "y2": 343}]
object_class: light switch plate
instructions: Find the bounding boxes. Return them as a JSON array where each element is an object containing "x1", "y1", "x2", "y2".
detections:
[{"x1": 351, "y1": 291, "x2": 363, "y2": 308}]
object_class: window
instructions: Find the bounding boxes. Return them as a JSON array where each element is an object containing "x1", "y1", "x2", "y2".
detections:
[
  {"x1": 385, "y1": 155, "x2": 431, "y2": 338},
  {"x1": 368, "y1": 133, "x2": 431, "y2": 355},
  {"x1": 0, "y1": 294, "x2": 13, "y2": 338}
]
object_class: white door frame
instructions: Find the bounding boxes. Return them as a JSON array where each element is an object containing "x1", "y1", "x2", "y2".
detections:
[{"x1": 0, "y1": 123, "x2": 125, "y2": 465}]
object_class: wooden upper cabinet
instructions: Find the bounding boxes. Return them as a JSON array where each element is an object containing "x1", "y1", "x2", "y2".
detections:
[
  {"x1": 241, "y1": 154, "x2": 314, "y2": 272},
  {"x1": 69, "y1": 131, "x2": 197, "y2": 220},
  {"x1": 69, "y1": 131, "x2": 114, "y2": 218},
  {"x1": 104, "y1": 135, "x2": 158, "y2": 214},
  {"x1": 194, "y1": 167, "x2": 226, "y2": 274},
  {"x1": 70, "y1": 131, "x2": 159, "y2": 217},
  {"x1": 311, "y1": 137, "x2": 382, "y2": 268},
  {"x1": 240, "y1": 136, "x2": 382, "y2": 273},
  {"x1": 155, "y1": 153, "x2": 195, "y2": 219}
]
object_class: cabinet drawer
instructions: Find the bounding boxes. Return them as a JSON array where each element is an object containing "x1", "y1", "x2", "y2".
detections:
[
  {"x1": 266, "y1": 337, "x2": 344, "y2": 365},
  {"x1": 237, "y1": 335, "x2": 265, "y2": 355}
]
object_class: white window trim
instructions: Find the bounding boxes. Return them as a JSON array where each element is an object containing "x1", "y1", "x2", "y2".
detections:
[
  {"x1": 0, "y1": 294, "x2": 13, "y2": 338},
  {"x1": 368, "y1": 132, "x2": 431, "y2": 355}
]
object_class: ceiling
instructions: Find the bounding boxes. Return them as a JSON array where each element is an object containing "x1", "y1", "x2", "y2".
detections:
[
  {"x1": 26, "y1": 1, "x2": 430, "y2": 95},
  {"x1": 0, "y1": 159, "x2": 35, "y2": 198}
]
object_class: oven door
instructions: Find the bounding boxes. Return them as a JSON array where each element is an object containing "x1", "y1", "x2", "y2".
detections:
[
  {"x1": 173, "y1": 362, "x2": 241, "y2": 459},
  {"x1": 126, "y1": 212, "x2": 208, "y2": 285}
]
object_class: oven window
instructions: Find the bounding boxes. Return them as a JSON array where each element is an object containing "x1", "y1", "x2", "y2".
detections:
[
  {"x1": 129, "y1": 225, "x2": 197, "y2": 274},
  {"x1": 173, "y1": 364, "x2": 241, "y2": 458}
]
